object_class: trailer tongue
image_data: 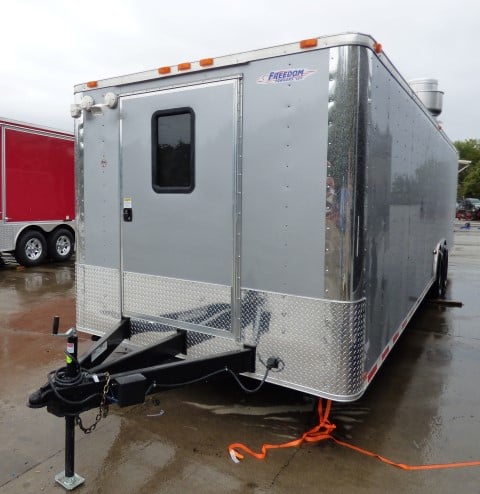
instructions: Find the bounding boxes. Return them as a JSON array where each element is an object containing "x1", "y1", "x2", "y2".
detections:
[{"x1": 28, "y1": 317, "x2": 258, "y2": 489}]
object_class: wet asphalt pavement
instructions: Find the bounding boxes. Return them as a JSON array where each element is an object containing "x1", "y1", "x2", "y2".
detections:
[{"x1": 1, "y1": 223, "x2": 480, "y2": 493}]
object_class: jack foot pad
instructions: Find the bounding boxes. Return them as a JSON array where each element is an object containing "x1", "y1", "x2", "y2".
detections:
[{"x1": 55, "y1": 471, "x2": 85, "y2": 490}]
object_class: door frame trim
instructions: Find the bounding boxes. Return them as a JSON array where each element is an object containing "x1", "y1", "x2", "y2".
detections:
[{"x1": 119, "y1": 76, "x2": 243, "y2": 341}]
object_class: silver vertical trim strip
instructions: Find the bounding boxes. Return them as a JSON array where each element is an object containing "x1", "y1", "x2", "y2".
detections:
[
  {"x1": 119, "y1": 106, "x2": 125, "y2": 316},
  {"x1": 325, "y1": 46, "x2": 368, "y2": 301},
  {"x1": 74, "y1": 113, "x2": 85, "y2": 263},
  {"x1": 356, "y1": 215, "x2": 360, "y2": 257},
  {"x1": 232, "y1": 77, "x2": 243, "y2": 341}
]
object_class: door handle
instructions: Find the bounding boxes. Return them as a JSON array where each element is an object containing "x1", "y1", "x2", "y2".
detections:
[{"x1": 123, "y1": 208, "x2": 132, "y2": 222}]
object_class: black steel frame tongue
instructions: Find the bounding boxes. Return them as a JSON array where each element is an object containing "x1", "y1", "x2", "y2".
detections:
[{"x1": 28, "y1": 317, "x2": 256, "y2": 490}]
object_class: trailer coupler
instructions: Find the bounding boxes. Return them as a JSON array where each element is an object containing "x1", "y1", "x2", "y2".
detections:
[{"x1": 28, "y1": 317, "x2": 257, "y2": 490}]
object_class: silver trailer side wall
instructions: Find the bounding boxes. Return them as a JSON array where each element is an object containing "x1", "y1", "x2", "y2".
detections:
[{"x1": 363, "y1": 52, "x2": 457, "y2": 371}]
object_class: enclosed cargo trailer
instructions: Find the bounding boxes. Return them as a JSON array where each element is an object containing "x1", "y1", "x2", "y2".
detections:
[
  {"x1": 0, "y1": 118, "x2": 75, "y2": 266},
  {"x1": 70, "y1": 32, "x2": 457, "y2": 402}
]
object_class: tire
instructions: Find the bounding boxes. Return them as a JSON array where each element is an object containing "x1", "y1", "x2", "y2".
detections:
[
  {"x1": 439, "y1": 249, "x2": 448, "y2": 298},
  {"x1": 430, "y1": 248, "x2": 448, "y2": 299},
  {"x1": 15, "y1": 230, "x2": 48, "y2": 267},
  {"x1": 48, "y1": 228, "x2": 75, "y2": 262}
]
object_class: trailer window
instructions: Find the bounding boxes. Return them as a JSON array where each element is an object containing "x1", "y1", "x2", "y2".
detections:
[{"x1": 152, "y1": 108, "x2": 194, "y2": 193}]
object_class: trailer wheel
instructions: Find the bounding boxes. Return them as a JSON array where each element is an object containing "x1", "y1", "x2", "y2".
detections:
[
  {"x1": 431, "y1": 248, "x2": 448, "y2": 299},
  {"x1": 439, "y1": 249, "x2": 448, "y2": 297},
  {"x1": 48, "y1": 228, "x2": 75, "y2": 262},
  {"x1": 15, "y1": 230, "x2": 48, "y2": 267}
]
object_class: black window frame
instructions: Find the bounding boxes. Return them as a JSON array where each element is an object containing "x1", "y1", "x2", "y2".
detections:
[{"x1": 151, "y1": 107, "x2": 195, "y2": 194}]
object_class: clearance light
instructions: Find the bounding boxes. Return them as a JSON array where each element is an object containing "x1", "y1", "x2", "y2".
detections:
[
  {"x1": 80, "y1": 95, "x2": 94, "y2": 110},
  {"x1": 300, "y1": 38, "x2": 318, "y2": 49},
  {"x1": 70, "y1": 104, "x2": 82, "y2": 118},
  {"x1": 158, "y1": 66, "x2": 171, "y2": 75},
  {"x1": 374, "y1": 42, "x2": 383, "y2": 54},
  {"x1": 178, "y1": 62, "x2": 191, "y2": 71},
  {"x1": 86, "y1": 81, "x2": 98, "y2": 88},
  {"x1": 200, "y1": 58, "x2": 214, "y2": 67},
  {"x1": 104, "y1": 92, "x2": 118, "y2": 109}
]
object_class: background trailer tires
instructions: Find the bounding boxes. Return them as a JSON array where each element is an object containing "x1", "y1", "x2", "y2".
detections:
[
  {"x1": 48, "y1": 228, "x2": 75, "y2": 263},
  {"x1": 14, "y1": 229, "x2": 47, "y2": 267}
]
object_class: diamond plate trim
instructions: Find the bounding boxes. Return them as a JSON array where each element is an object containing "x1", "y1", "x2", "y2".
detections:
[
  {"x1": 130, "y1": 318, "x2": 176, "y2": 347},
  {"x1": 130, "y1": 317, "x2": 238, "y2": 356},
  {"x1": 0, "y1": 224, "x2": 20, "y2": 251},
  {"x1": 123, "y1": 272, "x2": 232, "y2": 331},
  {"x1": 78, "y1": 264, "x2": 365, "y2": 397},
  {"x1": 240, "y1": 289, "x2": 366, "y2": 399},
  {"x1": 76, "y1": 264, "x2": 121, "y2": 335},
  {"x1": 128, "y1": 287, "x2": 366, "y2": 399}
]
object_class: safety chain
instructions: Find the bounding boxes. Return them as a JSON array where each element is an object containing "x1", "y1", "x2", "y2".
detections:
[{"x1": 76, "y1": 372, "x2": 111, "y2": 434}]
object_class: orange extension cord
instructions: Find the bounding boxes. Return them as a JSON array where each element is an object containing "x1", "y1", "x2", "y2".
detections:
[{"x1": 228, "y1": 399, "x2": 480, "y2": 470}]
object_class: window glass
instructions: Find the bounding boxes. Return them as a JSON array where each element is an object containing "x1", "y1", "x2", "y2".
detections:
[{"x1": 152, "y1": 109, "x2": 194, "y2": 192}]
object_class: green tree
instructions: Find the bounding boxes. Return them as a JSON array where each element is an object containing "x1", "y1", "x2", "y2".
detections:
[{"x1": 455, "y1": 139, "x2": 480, "y2": 198}]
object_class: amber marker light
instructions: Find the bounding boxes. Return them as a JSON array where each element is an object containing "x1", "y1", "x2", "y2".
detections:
[
  {"x1": 300, "y1": 38, "x2": 318, "y2": 49},
  {"x1": 178, "y1": 62, "x2": 192, "y2": 71},
  {"x1": 86, "y1": 81, "x2": 98, "y2": 88},
  {"x1": 158, "y1": 66, "x2": 171, "y2": 75},
  {"x1": 374, "y1": 42, "x2": 383, "y2": 54},
  {"x1": 199, "y1": 58, "x2": 214, "y2": 67}
]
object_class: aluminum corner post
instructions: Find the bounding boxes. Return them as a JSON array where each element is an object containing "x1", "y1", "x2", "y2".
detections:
[{"x1": 325, "y1": 44, "x2": 369, "y2": 303}]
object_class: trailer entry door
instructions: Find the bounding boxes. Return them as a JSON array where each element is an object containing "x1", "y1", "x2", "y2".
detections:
[{"x1": 120, "y1": 79, "x2": 241, "y2": 337}]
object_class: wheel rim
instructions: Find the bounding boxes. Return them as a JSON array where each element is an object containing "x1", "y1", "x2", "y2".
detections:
[
  {"x1": 56, "y1": 235, "x2": 72, "y2": 256},
  {"x1": 25, "y1": 238, "x2": 44, "y2": 260}
]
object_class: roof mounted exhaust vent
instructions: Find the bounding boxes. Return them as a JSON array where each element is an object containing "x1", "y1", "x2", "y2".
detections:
[{"x1": 408, "y1": 78, "x2": 444, "y2": 117}]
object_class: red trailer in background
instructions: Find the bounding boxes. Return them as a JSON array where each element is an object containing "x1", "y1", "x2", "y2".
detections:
[{"x1": 0, "y1": 118, "x2": 75, "y2": 266}]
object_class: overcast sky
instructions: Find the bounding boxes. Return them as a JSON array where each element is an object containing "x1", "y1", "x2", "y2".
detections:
[{"x1": 1, "y1": 0, "x2": 478, "y2": 141}]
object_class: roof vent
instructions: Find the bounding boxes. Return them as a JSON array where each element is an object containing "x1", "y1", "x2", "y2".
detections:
[{"x1": 408, "y1": 78, "x2": 444, "y2": 117}]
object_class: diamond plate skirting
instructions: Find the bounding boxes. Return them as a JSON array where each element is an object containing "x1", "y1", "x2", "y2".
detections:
[
  {"x1": 123, "y1": 271, "x2": 232, "y2": 331},
  {"x1": 128, "y1": 284, "x2": 366, "y2": 400},
  {"x1": 76, "y1": 264, "x2": 121, "y2": 336},
  {"x1": 0, "y1": 224, "x2": 20, "y2": 251},
  {"x1": 78, "y1": 266, "x2": 366, "y2": 399},
  {"x1": 240, "y1": 289, "x2": 366, "y2": 400}
]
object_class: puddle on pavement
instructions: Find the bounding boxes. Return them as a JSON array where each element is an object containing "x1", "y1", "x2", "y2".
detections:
[{"x1": 0, "y1": 262, "x2": 75, "y2": 317}]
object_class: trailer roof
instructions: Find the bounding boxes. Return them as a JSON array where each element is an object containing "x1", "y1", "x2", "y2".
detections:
[
  {"x1": 74, "y1": 32, "x2": 382, "y2": 93},
  {"x1": 0, "y1": 117, "x2": 73, "y2": 137}
]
